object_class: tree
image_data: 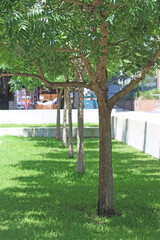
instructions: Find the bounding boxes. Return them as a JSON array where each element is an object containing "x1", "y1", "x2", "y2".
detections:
[
  {"x1": 56, "y1": 88, "x2": 63, "y2": 140},
  {"x1": 65, "y1": 75, "x2": 74, "y2": 158},
  {"x1": 1, "y1": 0, "x2": 160, "y2": 217},
  {"x1": 73, "y1": 60, "x2": 85, "y2": 174},
  {"x1": 62, "y1": 87, "x2": 67, "y2": 147},
  {"x1": 67, "y1": 86, "x2": 74, "y2": 158}
]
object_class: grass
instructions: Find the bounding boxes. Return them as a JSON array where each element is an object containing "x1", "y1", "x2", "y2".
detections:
[
  {"x1": 0, "y1": 136, "x2": 160, "y2": 240},
  {"x1": 0, "y1": 123, "x2": 99, "y2": 128}
]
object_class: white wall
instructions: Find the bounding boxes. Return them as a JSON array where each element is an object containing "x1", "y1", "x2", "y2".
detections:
[
  {"x1": 111, "y1": 112, "x2": 160, "y2": 159},
  {"x1": 0, "y1": 109, "x2": 99, "y2": 124}
]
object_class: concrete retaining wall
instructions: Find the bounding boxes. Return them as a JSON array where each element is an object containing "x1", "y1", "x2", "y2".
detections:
[
  {"x1": 0, "y1": 127, "x2": 99, "y2": 138},
  {"x1": 111, "y1": 112, "x2": 160, "y2": 159}
]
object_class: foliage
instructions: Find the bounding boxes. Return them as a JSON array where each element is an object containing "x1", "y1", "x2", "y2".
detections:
[
  {"x1": 137, "y1": 88, "x2": 160, "y2": 100},
  {"x1": 122, "y1": 88, "x2": 160, "y2": 100},
  {"x1": 0, "y1": 0, "x2": 73, "y2": 89},
  {"x1": 1, "y1": 0, "x2": 160, "y2": 82},
  {"x1": 8, "y1": 76, "x2": 43, "y2": 91},
  {"x1": 0, "y1": 136, "x2": 160, "y2": 239}
]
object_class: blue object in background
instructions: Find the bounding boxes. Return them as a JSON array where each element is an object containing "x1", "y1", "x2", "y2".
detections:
[
  {"x1": 84, "y1": 99, "x2": 98, "y2": 109},
  {"x1": 52, "y1": 98, "x2": 57, "y2": 104}
]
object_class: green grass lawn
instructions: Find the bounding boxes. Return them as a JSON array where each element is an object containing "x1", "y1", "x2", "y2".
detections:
[
  {"x1": 0, "y1": 123, "x2": 99, "y2": 128},
  {"x1": 0, "y1": 124, "x2": 58, "y2": 128},
  {"x1": 0, "y1": 136, "x2": 160, "y2": 240}
]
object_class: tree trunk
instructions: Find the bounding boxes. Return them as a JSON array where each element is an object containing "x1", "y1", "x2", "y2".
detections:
[
  {"x1": 77, "y1": 86, "x2": 85, "y2": 173},
  {"x1": 67, "y1": 87, "x2": 74, "y2": 158},
  {"x1": 97, "y1": 98, "x2": 115, "y2": 217},
  {"x1": 62, "y1": 88, "x2": 67, "y2": 147},
  {"x1": 56, "y1": 88, "x2": 62, "y2": 140}
]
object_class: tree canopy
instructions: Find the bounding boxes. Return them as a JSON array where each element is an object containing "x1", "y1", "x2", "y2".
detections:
[{"x1": 0, "y1": 1, "x2": 160, "y2": 91}]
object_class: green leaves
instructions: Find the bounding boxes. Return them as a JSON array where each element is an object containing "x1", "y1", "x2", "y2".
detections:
[
  {"x1": 0, "y1": 0, "x2": 160, "y2": 88},
  {"x1": 27, "y1": 7, "x2": 44, "y2": 18},
  {"x1": 105, "y1": 14, "x2": 115, "y2": 24},
  {"x1": 18, "y1": 19, "x2": 31, "y2": 32}
]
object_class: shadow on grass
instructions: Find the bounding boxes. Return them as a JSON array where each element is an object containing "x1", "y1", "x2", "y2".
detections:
[
  {"x1": 0, "y1": 136, "x2": 160, "y2": 239},
  {"x1": 0, "y1": 159, "x2": 99, "y2": 239}
]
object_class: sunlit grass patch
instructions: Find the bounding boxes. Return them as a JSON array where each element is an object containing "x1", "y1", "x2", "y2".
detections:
[
  {"x1": 0, "y1": 136, "x2": 159, "y2": 240},
  {"x1": 0, "y1": 122, "x2": 99, "y2": 128}
]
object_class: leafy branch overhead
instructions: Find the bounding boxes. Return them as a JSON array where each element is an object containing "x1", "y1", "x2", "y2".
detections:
[{"x1": 1, "y1": 1, "x2": 160, "y2": 88}]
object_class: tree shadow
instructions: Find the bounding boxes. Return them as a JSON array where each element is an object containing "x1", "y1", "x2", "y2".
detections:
[{"x1": 0, "y1": 158, "x2": 99, "y2": 239}]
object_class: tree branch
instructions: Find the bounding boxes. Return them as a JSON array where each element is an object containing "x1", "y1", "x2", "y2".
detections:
[
  {"x1": 35, "y1": 65, "x2": 46, "y2": 80},
  {"x1": 90, "y1": 0, "x2": 105, "y2": 8},
  {"x1": 108, "y1": 39, "x2": 128, "y2": 46},
  {"x1": 0, "y1": 70, "x2": 93, "y2": 89},
  {"x1": 63, "y1": 0, "x2": 106, "y2": 12},
  {"x1": 100, "y1": 1, "x2": 129, "y2": 19},
  {"x1": 61, "y1": 0, "x2": 128, "y2": 13},
  {"x1": 0, "y1": 72, "x2": 42, "y2": 81},
  {"x1": 71, "y1": 60, "x2": 80, "y2": 79},
  {"x1": 109, "y1": 48, "x2": 160, "y2": 107},
  {"x1": 63, "y1": 0, "x2": 89, "y2": 9},
  {"x1": 56, "y1": 48, "x2": 78, "y2": 53},
  {"x1": 81, "y1": 55, "x2": 97, "y2": 84},
  {"x1": 89, "y1": 0, "x2": 105, "y2": 11},
  {"x1": 44, "y1": 81, "x2": 93, "y2": 89},
  {"x1": 35, "y1": 65, "x2": 92, "y2": 89},
  {"x1": 96, "y1": 21, "x2": 108, "y2": 91},
  {"x1": 66, "y1": 56, "x2": 81, "y2": 61}
]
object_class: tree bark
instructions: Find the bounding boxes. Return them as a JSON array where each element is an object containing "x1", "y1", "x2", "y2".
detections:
[
  {"x1": 0, "y1": 71, "x2": 93, "y2": 90},
  {"x1": 73, "y1": 60, "x2": 85, "y2": 174},
  {"x1": 56, "y1": 88, "x2": 63, "y2": 140},
  {"x1": 67, "y1": 87, "x2": 74, "y2": 158},
  {"x1": 97, "y1": 99, "x2": 115, "y2": 217},
  {"x1": 83, "y1": 46, "x2": 160, "y2": 217},
  {"x1": 77, "y1": 86, "x2": 85, "y2": 173},
  {"x1": 62, "y1": 88, "x2": 67, "y2": 147}
]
